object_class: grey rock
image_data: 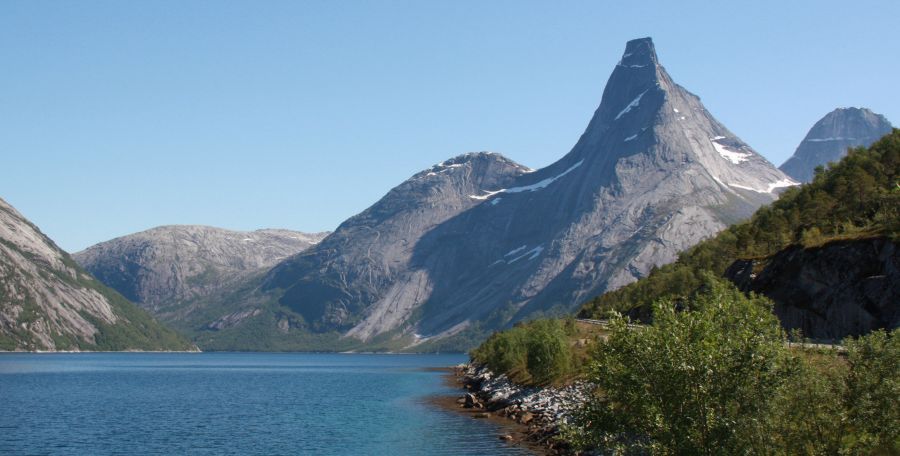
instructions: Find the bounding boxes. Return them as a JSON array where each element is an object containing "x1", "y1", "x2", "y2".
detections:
[
  {"x1": 74, "y1": 225, "x2": 327, "y2": 319},
  {"x1": 0, "y1": 197, "x2": 191, "y2": 351},
  {"x1": 263, "y1": 152, "x2": 530, "y2": 333},
  {"x1": 780, "y1": 107, "x2": 893, "y2": 183},
  {"x1": 264, "y1": 37, "x2": 795, "y2": 347},
  {"x1": 725, "y1": 238, "x2": 899, "y2": 340},
  {"x1": 206, "y1": 308, "x2": 264, "y2": 330}
]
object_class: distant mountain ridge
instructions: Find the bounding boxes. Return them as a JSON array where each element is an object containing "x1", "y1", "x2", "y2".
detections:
[
  {"x1": 780, "y1": 107, "x2": 892, "y2": 182},
  {"x1": 0, "y1": 198, "x2": 194, "y2": 351},
  {"x1": 74, "y1": 225, "x2": 327, "y2": 320}
]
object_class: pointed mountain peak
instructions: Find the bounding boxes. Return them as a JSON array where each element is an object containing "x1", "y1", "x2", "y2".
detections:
[
  {"x1": 600, "y1": 38, "x2": 671, "y2": 124},
  {"x1": 619, "y1": 37, "x2": 659, "y2": 67},
  {"x1": 554, "y1": 37, "x2": 792, "y2": 199}
]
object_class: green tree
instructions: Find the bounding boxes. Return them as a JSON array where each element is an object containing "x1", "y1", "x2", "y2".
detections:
[
  {"x1": 842, "y1": 330, "x2": 900, "y2": 455},
  {"x1": 472, "y1": 325, "x2": 528, "y2": 376},
  {"x1": 575, "y1": 276, "x2": 793, "y2": 455},
  {"x1": 525, "y1": 319, "x2": 573, "y2": 385},
  {"x1": 471, "y1": 318, "x2": 574, "y2": 385},
  {"x1": 771, "y1": 351, "x2": 846, "y2": 455}
]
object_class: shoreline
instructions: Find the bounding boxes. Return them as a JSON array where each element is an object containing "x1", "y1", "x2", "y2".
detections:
[
  {"x1": 428, "y1": 365, "x2": 550, "y2": 455},
  {"x1": 431, "y1": 364, "x2": 589, "y2": 455}
]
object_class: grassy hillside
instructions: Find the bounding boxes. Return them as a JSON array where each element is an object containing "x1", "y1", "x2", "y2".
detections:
[{"x1": 579, "y1": 129, "x2": 899, "y2": 320}]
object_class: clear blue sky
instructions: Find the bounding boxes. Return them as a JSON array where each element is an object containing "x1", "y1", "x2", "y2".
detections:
[{"x1": 2, "y1": 1, "x2": 898, "y2": 252}]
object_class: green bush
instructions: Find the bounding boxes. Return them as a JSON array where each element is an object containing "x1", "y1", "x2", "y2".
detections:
[
  {"x1": 574, "y1": 275, "x2": 793, "y2": 454},
  {"x1": 471, "y1": 326, "x2": 528, "y2": 378},
  {"x1": 525, "y1": 319, "x2": 573, "y2": 385},
  {"x1": 842, "y1": 330, "x2": 900, "y2": 454},
  {"x1": 771, "y1": 350, "x2": 846, "y2": 455},
  {"x1": 570, "y1": 274, "x2": 900, "y2": 455},
  {"x1": 471, "y1": 318, "x2": 574, "y2": 385}
]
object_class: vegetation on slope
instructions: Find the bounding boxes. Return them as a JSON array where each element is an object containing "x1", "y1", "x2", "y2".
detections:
[
  {"x1": 579, "y1": 129, "x2": 900, "y2": 320},
  {"x1": 472, "y1": 275, "x2": 899, "y2": 453},
  {"x1": 566, "y1": 276, "x2": 899, "y2": 455}
]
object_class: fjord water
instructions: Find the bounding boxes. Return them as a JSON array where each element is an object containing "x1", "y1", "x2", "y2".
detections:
[{"x1": 0, "y1": 353, "x2": 528, "y2": 455}]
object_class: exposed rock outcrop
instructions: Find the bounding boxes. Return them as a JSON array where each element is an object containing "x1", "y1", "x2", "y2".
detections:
[{"x1": 725, "y1": 238, "x2": 899, "y2": 340}]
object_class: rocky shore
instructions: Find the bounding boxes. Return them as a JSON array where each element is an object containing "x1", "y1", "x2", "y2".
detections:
[{"x1": 449, "y1": 363, "x2": 592, "y2": 455}]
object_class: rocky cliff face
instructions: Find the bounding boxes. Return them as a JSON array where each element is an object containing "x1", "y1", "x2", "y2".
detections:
[
  {"x1": 263, "y1": 37, "x2": 798, "y2": 348},
  {"x1": 780, "y1": 108, "x2": 893, "y2": 183},
  {"x1": 725, "y1": 238, "x2": 899, "y2": 340},
  {"x1": 0, "y1": 198, "x2": 193, "y2": 351},
  {"x1": 74, "y1": 225, "x2": 327, "y2": 317}
]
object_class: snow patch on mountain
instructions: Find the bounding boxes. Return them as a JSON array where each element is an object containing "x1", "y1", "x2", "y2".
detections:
[
  {"x1": 506, "y1": 245, "x2": 528, "y2": 257},
  {"x1": 508, "y1": 245, "x2": 544, "y2": 264},
  {"x1": 615, "y1": 90, "x2": 648, "y2": 120},
  {"x1": 711, "y1": 138, "x2": 751, "y2": 164},
  {"x1": 470, "y1": 160, "x2": 584, "y2": 200},
  {"x1": 806, "y1": 137, "x2": 857, "y2": 142}
]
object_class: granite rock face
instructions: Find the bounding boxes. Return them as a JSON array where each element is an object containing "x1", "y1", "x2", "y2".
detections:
[
  {"x1": 263, "y1": 37, "x2": 797, "y2": 347},
  {"x1": 725, "y1": 238, "x2": 899, "y2": 340},
  {"x1": 0, "y1": 197, "x2": 192, "y2": 351},
  {"x1": 74, "y1": 225, "x2": 327, "y2": 317},
  {"x1": 780, "y1": 108, "x2": 893, "y2": 183}
]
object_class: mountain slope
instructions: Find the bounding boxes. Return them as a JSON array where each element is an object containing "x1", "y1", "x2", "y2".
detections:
[
  {"x1": 263, "y1": 152, "x2": 532, "y2": 334},
  {"x1": 74, "y1": 225, "x2": 327, "y2": 320},
  {"x1": 780, "y1": 107, "x2": 892, "y2": 182},
  {"x1": 0, "y1": 198, "x2": 194, "y2": 351},
  {"x1": 580, "y1": 129, "x2": 900, "y2": 340},
  {"x1": 264, "y1": 37, "x2": 797, "y2": 349}
]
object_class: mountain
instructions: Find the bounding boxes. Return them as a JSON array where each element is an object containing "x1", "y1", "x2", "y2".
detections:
[
  {"x1": 780, "y1": 107, "x2": 893, "y2": 183},
  {"x1": 580, "y1": 129, "x2": 900, "y2": 340},
  {"x1": 263, "y1": 152, "x2": 533, "y2": 335},
  {"x1": 0, "y1": 198, "x2": 194, "y2": 351},
  {"x1": 73, "y1": 226, "x2": 327, "y2": 320},
  {"x1": 261, "y1": 37, "x2": 797, "y2": 350}
]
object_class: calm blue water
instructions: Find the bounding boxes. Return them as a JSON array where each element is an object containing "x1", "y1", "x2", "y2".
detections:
[{"x1": 0, "y1": 353, "x2": 528, "y2": 455}]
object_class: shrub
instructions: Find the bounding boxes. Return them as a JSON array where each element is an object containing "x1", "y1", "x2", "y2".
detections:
[
  {"x1": 842, "y1": 329, "x2": 900, "y2": 454},
  {"x1": 525, "y1": 319, "x2": 573, "y2": 385},
  {"x1": 471, "y1": 318, "x2": 574, "y2": 385},
  {"x1": 575, "y1": 275, "x2": 793, "y2": 454}
]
